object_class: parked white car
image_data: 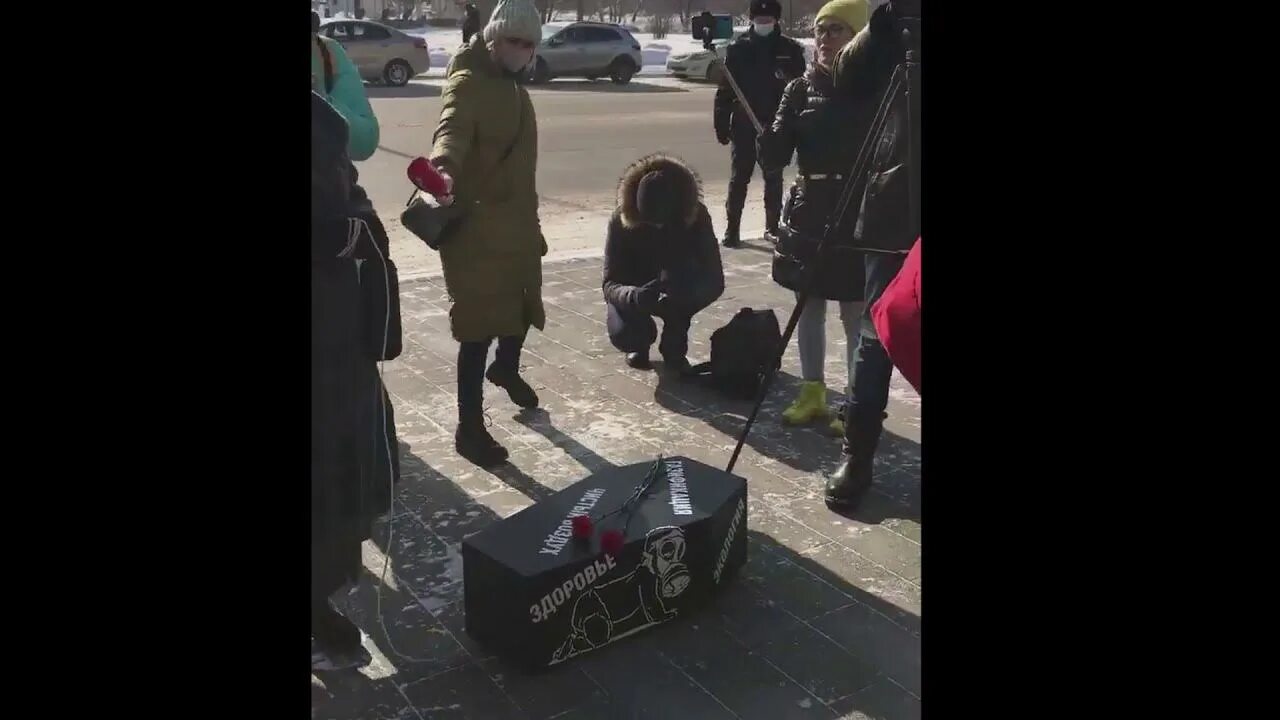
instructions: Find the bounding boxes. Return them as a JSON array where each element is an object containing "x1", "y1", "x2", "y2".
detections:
[
  {"x1": 665, "y1": 31, "x2": 742, "y2": 83},
  {"x1": 667, "y1": 32, "x2": 815, "y2": 84}
]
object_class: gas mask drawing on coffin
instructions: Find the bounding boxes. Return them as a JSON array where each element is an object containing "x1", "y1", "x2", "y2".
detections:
[
  {"x1": 549, "y1": 526, "x2": 692, "y2": 665},
  {"x1": 643, "y1": 526, "x2": 691, "y2": 599}
]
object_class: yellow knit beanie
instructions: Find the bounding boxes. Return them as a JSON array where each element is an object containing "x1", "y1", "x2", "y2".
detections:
[{"x1": 815, "y1": 0, "x2": 870, "y2": 35}]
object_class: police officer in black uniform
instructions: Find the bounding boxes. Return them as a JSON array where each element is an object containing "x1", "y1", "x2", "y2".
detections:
[
  {"x1": 697, "y1": 10, "x2": 716, "y2": 50},
  {"x1": 462, "y1": 3, "x2": 482, "y2": 46},
  {"x1": 713, "y1": 0, "x2": 806, "y2": 248}
]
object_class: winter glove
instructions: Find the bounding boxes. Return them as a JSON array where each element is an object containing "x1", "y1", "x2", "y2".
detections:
[
  {"x1": 654, "y1": 268, "x2": 695, "y2": 319},
  {"x1": 655, "y1": 292, "x2": 675, "y2": 320},
  {"x1": 755, "y1": 127, "x2": 778, "y2": 171},
  {"x1": 714, "y1": 111, "x2": 732, "y2": 146},
  {"x1": 634, "y1": 279, "x2": 662, "y2": 313}
]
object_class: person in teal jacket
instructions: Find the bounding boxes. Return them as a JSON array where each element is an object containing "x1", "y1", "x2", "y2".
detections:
[{"x1": 311, "y1": 11, "x2": 379, "y2": 161}]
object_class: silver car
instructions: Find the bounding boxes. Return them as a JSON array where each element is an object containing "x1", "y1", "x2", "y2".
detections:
[
  {"x1": 529, "y1": 22, "x2": 644, "y2": 85},
  {"x1": 319, "y1": 19, "x2": 431, "y2": 87}
]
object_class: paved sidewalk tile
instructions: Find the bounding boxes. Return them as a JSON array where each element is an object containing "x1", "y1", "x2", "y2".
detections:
[{"x1": 312, "y1": 250, "x2": 921, "y2": 720}]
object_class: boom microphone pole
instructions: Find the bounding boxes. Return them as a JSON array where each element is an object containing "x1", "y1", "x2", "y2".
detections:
[
  {"x1": 725, "y1": 11, "x2": 919, "y2": 476},
  {"x1": 715, "y1": 58, "x2": 766, "y2": 135},
  {"x1": 903, "y1": 18, "x2": 920, "y2": 240}
]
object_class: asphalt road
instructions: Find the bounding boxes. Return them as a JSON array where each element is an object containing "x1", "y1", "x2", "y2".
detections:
[{"x1": 358, "y1": 75, "x2": 795, "y2": 278}]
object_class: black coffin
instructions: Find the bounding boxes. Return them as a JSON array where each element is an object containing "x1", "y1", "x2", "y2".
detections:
[{"x1": 461, "y1": 456, "x2": 748, "y2": 669}]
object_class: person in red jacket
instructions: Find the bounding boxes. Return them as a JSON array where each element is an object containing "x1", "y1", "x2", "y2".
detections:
[{"x1": 871, "y1": 237, "x2": 920, "y2": 393}]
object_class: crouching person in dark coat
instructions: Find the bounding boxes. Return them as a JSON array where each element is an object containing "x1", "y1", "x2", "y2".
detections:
[{"x1": 603, "y1": 154, "x2": 724, "y2": 375}]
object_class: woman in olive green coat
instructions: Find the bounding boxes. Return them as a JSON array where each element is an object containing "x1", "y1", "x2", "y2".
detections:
[{"x1": 429, "y1": 0, "x2": 546, "y2": 467}]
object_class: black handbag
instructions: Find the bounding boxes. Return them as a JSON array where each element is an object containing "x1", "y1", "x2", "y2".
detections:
[
  {"x1": 400, "y1": 90, "x2": 525, "y2": 250},
  {"x1": 771, "y1": 222, "x2": 817, "y2": 262},
  {"x1": 399, "y1": 193, "x2": 465, "y2": 250}
]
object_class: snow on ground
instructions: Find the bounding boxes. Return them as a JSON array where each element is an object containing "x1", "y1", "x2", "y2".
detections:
[
  {"x1": 404, "y1": 25, "x2": 711, "y2": 70},
  {"x1": 314, "y1": 16, "x2": 819, "y2": 78},
  {"x1": 400, "y1": 24, "x2": 811, "y2": 74}
]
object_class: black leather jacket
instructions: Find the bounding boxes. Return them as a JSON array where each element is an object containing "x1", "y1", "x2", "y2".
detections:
[
  {"x1": 763, "y1": 66, "x2": 864, "y2": 240},
  {"x1": 759, "y1": 66, "x2": 866, "y2": 301},
  {"x1": 832, "y1": 3, "x2": 915, "y2": 253}
]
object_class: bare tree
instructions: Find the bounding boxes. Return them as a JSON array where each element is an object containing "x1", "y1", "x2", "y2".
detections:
[
  {"x1": 650, "y1": 13, "x2": 672, "y2": 39},
  {"x1": 536, "y1": 0, "x2": 559, "y2": 23},
  {"x1": 679, "y1": 0, "x2": 694, "y2": 29}
]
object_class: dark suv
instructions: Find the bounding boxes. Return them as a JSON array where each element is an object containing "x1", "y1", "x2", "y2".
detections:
[{"x1": 530, "y1": 22, "x2": 644, "y2": 85}]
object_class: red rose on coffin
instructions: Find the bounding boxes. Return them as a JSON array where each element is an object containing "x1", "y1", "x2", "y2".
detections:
[
  {"x1": 571, "y1": 515, "x2": 594, "y2": 539},
  {"x1": 600, "y1": 529, "x2": 625, "y2": 557}
]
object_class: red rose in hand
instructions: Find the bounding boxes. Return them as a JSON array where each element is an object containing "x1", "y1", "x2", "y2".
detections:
[
  {"x1": 571, "y1": 515, "x2": 594, "y2": 539},
  {"x1": 601, "y1": 529, "x2": 625, "y2": 557}
]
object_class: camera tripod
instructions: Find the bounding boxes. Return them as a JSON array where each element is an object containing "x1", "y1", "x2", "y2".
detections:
[{"x1": 725, "y1": 15, "x2": 920, "y2": 475}]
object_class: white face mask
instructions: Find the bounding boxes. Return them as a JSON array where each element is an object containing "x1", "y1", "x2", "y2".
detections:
[
  {"x1": 491, "y1": 39, "x2": 535, "y2": 73},
  {"x1": 753, "y1": 20, "x2": 777, "y2": 36},
  {"x1": 499, "y1": 48, "x2": 533, "y2": 72}
]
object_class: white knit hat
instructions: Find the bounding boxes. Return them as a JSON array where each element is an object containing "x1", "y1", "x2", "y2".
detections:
[{"x1": 482, "y1": 0, "x2": 543, "y2": 45}]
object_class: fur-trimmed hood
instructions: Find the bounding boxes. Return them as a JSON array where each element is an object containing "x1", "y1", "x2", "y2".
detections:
[{"x1": 616, "y1": 153, "x2": 703, "y2": 229}]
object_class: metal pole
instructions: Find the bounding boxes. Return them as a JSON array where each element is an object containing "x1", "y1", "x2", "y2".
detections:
[
  {"x1": 715, "y1": 59, "x2": 765, "y2": 135},
  {"x1": 725, "y1": 66, "x2": 905, "y2": 476},
  {"x1": 903, "y1": 23, "x2": 920, "y2": 239}
]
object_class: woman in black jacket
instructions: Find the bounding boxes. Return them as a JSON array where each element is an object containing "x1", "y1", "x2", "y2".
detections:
[
  {"x1": 602, "y1": 154, "x2": 725, "y2": 374},
  {"x1": 760, "y1": 0, "x2": 869, "y2": 436},
  {"x1": 311, "y1": 90, "x2": 400, "y2": 672}
]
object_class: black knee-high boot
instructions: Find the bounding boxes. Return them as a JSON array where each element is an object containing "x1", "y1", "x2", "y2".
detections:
[
  {"x1": 485, "y1": 333, "x2": 538, "y2": 408},
  {"x1": 455, "y1": 339, "x2": 509, "y2": 467}
]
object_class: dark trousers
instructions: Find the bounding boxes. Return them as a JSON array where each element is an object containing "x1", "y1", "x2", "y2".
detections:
[
  {"x1": 607, "y1": 302, "x2": 694, "y2": 360},
  {"x1": 846, "y1": 252, "x2": 907, "y2": 435},
  {"x1": 457, "y1": 333, "x2": 525, "y2": 423},
  {"x1": 728, "y1": 124, "x2": 783, "y2": 232}
]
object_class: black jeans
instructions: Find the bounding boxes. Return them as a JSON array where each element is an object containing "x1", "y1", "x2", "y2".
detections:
[
  {"x1": 457, "y1": 333, "x2": 525, "y2": 423},
  {"x1": 846, "y1": 252, "x2": 907, "y2": 433},
  {"x1": 728, "y1": 124, "x2": 783, "y2": 231},
  {"x1": 606, "y1": 302, "x2": 693, "y2": 360}
]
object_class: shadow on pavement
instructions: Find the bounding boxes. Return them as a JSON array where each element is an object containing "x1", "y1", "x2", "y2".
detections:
[
  {"x1": 488, "y1": 461, "x2": 557, "y2": 502},
  {"x1": 314, "y1": 429, "x2": 920, "y2": 719},
  {"x1": 652, "y1": 366, "x2": 839, "y2": 473},
  {"x1": 468, "y1": 525, "x2": 922, "y2": 719},
  {"x1": 652, "y1": 366, "x2": 920, "y2": 523},
  {"x1": 514, "y1": 407, "x2": 615, "y2": 474},
  {"x1": 725, "y1": 237, "x2": 776, "y2": 254}
]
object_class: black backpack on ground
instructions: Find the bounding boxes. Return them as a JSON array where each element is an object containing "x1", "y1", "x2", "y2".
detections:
[{"x1": 690, "y1": 308, "x2": 783, "y2": 400}]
